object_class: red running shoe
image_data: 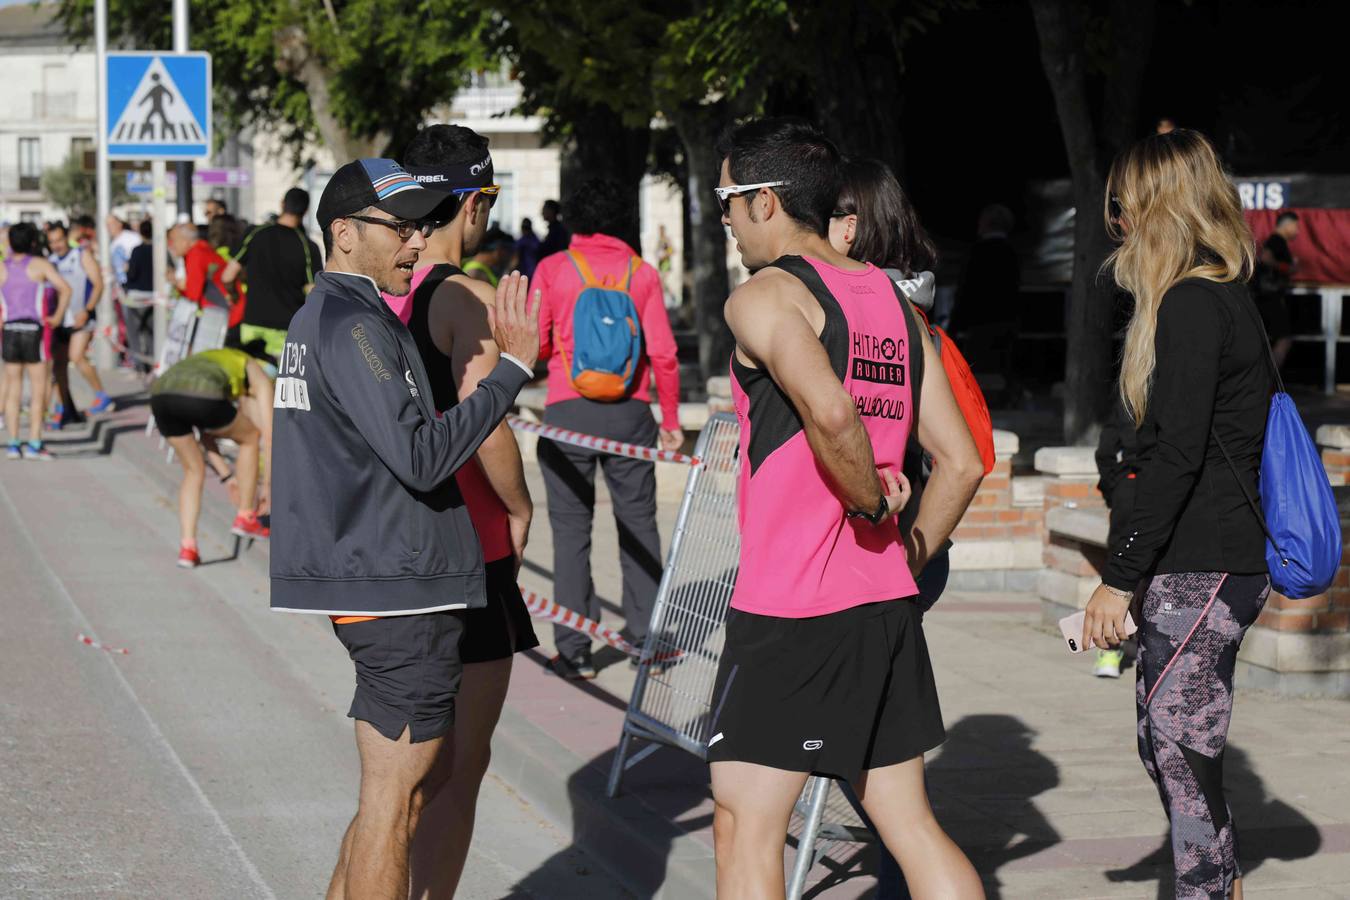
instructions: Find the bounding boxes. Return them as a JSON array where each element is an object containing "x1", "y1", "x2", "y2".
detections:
[
  {"x1": 231, "y1": 513, "x2": 270, "y2": 541},
  {"x1": 177, "y1": 545, "x2": 200, "y2": 568}
]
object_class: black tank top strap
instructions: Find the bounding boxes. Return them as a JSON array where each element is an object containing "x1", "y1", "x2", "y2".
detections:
[
  {"x1": 406, "y1": 263, "x2": 462, "y2": 413},
  {"x1": 766, "y1": 255, "x2": 850, "y2": 380}
]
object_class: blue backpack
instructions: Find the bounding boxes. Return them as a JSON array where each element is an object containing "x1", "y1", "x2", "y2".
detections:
[
  {"x1": 1213, "y1": 290, "x2": 1341, "y2": 599},
  {"x1": 560, "y1": 250, "x2": 643, "y2": 402}
]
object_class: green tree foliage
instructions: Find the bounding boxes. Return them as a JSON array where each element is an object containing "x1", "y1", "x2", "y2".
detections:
[
  {"x1": 54, "y1": 0, "x2": 501, "y2": 159},
  {"x1": 41, "y1": 152, "x2": 131, "y2": 217}
]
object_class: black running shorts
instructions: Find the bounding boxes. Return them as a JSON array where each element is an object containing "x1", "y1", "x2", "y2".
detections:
[
  {"x1": 459, "y1": 556, "x2": 540, "y2": 664},
  {"x1": 149, "y1": 392, "x2": 237, "y2": 437},
  {"x1": 332, "y1": 610, "x2": 466, "y2": 743},
  {"x1": 2, "y1": 320, "x2": 45, "y2": 364},
  {"x1": 706, "y1": 598, "x2": 945, "y2": 783}
]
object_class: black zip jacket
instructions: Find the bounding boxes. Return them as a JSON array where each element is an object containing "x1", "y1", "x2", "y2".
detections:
[
  {"x1": 269, "y1": 271, "x2": 531, "y2": 615},
  {"x1": 1102, "y1": 278, "x2": 1271, "y2": 591}
]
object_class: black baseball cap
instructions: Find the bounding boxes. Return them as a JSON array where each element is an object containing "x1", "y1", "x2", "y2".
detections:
[{"x1": 316, "y1": 159, "x2": 446, "y2": 233}]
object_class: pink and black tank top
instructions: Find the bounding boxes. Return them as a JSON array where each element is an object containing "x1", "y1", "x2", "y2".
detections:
[
  {"x1": 729, "y1": 255, "x2": 924, "y2": 618},
  {"x1": 382, "y1": 264, "x2": 513, "y2": 564},
  {"x1": 1, "y1": 256, "x2": 46, "y2": 323}
]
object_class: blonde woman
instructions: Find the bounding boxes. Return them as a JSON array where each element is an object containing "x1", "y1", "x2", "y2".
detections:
[{"x1": 1081, "y1": 130, "x2": 1272, "y2": 900}]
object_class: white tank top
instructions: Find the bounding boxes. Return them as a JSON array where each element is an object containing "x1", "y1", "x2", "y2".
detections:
[{"x1": 50, "y1": 247, "x2": 89, "y2": 327}]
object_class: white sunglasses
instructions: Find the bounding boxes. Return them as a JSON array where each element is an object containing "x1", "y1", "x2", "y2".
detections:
[{"x1": 714, "y1": 181, "x2": 789, "y2": 214}]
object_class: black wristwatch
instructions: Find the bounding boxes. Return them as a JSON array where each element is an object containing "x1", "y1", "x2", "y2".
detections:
[{"x1": 847, "y1": 494, "x2": 890, "y2": 526}]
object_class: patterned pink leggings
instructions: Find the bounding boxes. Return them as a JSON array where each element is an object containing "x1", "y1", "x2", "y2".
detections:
[{"x1": 1136, "y1": 572, "x2": 1269, "y2": 900}]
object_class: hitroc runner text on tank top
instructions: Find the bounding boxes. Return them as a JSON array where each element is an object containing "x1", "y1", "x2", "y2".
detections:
[{"x1": 852, "y1": 329, "x2": 907, "y2": 420}]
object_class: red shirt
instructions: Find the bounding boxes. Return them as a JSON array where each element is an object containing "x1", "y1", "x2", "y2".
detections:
[
  {"x1": 535, "y1": 233, "x2": 681, "y2": 430},
  {"x1": 183, "y1": 239, "x2": 243, "y2": 327}
]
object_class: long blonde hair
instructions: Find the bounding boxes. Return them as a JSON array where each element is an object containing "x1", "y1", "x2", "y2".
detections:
[{"x1": 1106, "y1": 129, "x2": 1255, "y2": 426}]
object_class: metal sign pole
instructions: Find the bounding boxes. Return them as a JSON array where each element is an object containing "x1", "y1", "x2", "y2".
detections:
[
  {"x1": 173, "y1": 0, "x2": 193, "y2": 221},
  {"x1": 152, "y1": 161, "x2": 169, "y2": 361},
  {"x1": 93, "y1": 0, "x2": 114, "y2": 368}
]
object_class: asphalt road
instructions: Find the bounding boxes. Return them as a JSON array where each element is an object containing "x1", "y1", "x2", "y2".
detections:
[{"x1": 0, "y1": 435, "x2": 630, "y2": 899}]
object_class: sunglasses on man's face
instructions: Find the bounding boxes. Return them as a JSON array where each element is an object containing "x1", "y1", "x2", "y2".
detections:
[
  {"x1": 346, "y1": 214, "x2": 435, "y2": 242},
  {"x1": 451, "y1": 184, "x2": 501, "y2": 209},
  {"x1": 713, "y1": 181, "x2": 790, "y2": 216}
]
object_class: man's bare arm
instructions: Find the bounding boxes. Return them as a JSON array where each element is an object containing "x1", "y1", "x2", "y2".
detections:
[
  {"x1": 434, "y1": 278, "x2": 533, "y2": 523},
  {"x1": 724, "y1": 273, "x2": 885, "y2": 514},
  {"x1": 906, "y1": 322, "x2": 984, "y2": 572},
  {"x1": 221, "y1": 259, "x2": 243, "y2": 286},
  {"x1": 80, "y1": 248, "x2": 104, "y2": 310}
]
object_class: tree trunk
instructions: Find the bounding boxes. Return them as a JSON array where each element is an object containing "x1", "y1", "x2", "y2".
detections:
[
  {"x1": 674, "y1": 104, "x2": 734, "y2": 385},
  {"x1": 274, "y1": 25, "x2": 383, "y2": 161},
  {"x1": 1030, "y1": 0, "x2": 1114, "y2": 444},
  {"x1": 559, "y1": 108, "x2": 650, "y2": 254}
]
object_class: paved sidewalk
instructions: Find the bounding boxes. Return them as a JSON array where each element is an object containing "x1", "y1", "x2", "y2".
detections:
[
  {"x1": 12, "y1": 370, "x2": 1350, "y2": 898},
  {"x1": 0, "y1": 374, "x2": 630, "y2": 899}
]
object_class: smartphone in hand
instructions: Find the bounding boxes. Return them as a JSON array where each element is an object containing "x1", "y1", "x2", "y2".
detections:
[{"x1": 1059, "y1": 610, "x2": 1138, "y2": 653}]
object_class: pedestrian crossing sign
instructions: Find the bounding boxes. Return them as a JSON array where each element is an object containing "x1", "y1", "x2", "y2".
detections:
[{"x1": 105, "y1": 52, "x2": 211, "y2": 160}]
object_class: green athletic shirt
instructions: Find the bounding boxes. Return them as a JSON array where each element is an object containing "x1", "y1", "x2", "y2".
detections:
[
  {"x1": 152, "y1": 348, "x2": 249, "y2": 400},
  {"x1": 462, "y1": 259, "x2": 498, "y2": 287}
]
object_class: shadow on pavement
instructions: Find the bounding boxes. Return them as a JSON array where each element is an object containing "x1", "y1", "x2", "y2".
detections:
[
  {"x1": 1105, "y1": 743, "x2": 1322, "y2": 896},
  {"x1": 804, "y1": 714, "x2": 1061, "y2": 900},
  {"x1": 511, "y1": 745, "x2": 709, "y2": 899}
]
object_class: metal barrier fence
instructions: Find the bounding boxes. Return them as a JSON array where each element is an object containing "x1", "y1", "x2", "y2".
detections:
[
  {"x1": 605, "y1": 412, "x2": 876, "y2": 899},
  {"x1": 606, "y1": 412, "x2": 740, "y2": 787}
]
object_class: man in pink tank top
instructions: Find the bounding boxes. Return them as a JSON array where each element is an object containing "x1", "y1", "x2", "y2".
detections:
[
  {"x1": 708, "y1": 118, "x2": 986, "y2": 898},
  {"x1": 376, "y1": 125, "x2": 540, "y2": 898}
]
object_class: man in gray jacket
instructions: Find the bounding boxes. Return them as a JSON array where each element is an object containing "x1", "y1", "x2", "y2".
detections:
[{"x1": 268, "y1": 158, "x2": 539, "y2": 899}]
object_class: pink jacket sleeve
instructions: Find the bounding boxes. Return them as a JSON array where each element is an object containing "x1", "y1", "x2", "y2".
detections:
[
  {"x1": 635, "y1": 263, "x2": 681, "y2": 430},
  {"x1": 535, "y1": 257, "x2": 555, "y2": 361}
]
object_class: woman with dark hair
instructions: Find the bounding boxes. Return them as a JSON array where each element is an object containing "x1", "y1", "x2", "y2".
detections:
[
  {"x1": 827, "y1": 156, "x2": 959, "y2": 900},
  {"x1": 1, "y1": 222, "x2": 71, "y2": 459},
  {"x1": 829, "y1": 158, "x2": 951, "y2": 614},
  {"x1": 830, "y1": 157, "x2": 938, "y2": 278}
]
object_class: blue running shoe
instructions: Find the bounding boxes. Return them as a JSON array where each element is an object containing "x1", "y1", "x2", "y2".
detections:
[
  {"x1": 5, "y1": 442, "x2": 21, "y2": 460},
  {"x1": 88, "y1": 392, "x2": 114, "y2": 414}
]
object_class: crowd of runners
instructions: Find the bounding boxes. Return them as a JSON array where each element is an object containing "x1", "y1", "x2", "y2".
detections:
[{"x1": 3, "y1": 112, "x2": 1280, "y2": 900}]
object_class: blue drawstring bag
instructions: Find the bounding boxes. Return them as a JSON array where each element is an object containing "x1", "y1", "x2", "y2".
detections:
[{"x1": 1214, "y1": 296, "x2": 1341, "y2": 599}]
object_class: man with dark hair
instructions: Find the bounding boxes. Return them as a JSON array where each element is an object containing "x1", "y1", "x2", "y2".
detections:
[
  {"x1": 1256, "y1": 210, "x2": 1300, "y2": 368},
  {"x1": 374, "y1": 122, "x2": 541, "y2": 897},
  {"x1": 47, "y1": 220, "x2": 111, "y2": 422},
  {"x1": 707, "y1": 117, "x2": 985, "y2": 897},
  {"x1": 951, "y1": 203, "x2": 1020, "y2": 384},
  {"x1": 269, "y1": 157, "x2": 539, "y2": 899},
  {"x1": 204, "y1": 197, "x2": 227, "y2": 222},
  {"x1": 463, "y1": 227, "x2": 514, "y2": 287},
  {"x1": 515, "y1": 216, "x2": 542, "y2": 277},
  {"x1": 122, "y1": 218, "x2": 156, "y2": 374},
  {"x1": 222, "y1": 187, "x2": 322, "y2": 361},
  {"x1": 538, "y1": 198, "x2": 570, "y2": 259},
  {"x1": 533, "y1": 176, "x2": 683, "y2": 680}
]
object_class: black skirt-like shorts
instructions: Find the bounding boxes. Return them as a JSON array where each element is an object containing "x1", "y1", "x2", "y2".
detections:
[
  {"x1": 150, "y1": 392, "x2": 236, "y2": 437},
  {"x1": 706, "y1": 598, "x2": 945, "y2": 783}
]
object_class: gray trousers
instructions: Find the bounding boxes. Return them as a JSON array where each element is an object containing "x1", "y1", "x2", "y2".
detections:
[
  {"x1": 122, "y1": 293, "x2": 155, "y2": 374},
  {"x1": 539, "y1": 398, "x2": 662, "y2": 658}
]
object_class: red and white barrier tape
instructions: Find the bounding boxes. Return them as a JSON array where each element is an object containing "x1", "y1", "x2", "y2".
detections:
[
  {"x1": 99, "y1": 325, "x2": 158, "y2": 366},
  {"x1": 77, "y1": 633, "x2": 129, "y2": 655},
  {"x1": 520, "y1": 588, "x2": 681, "y2": 663},
  {"x1": 507, "y1": 415, "x2": 700, "y2": 466}
]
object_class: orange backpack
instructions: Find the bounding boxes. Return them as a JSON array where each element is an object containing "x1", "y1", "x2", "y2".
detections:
[{"x1": 914, "y1": 308, "x2": 996, "y2": 475}]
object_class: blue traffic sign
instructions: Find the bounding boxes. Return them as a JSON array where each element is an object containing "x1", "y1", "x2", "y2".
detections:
[{"x1": 106, "y1": 52, "x2": 211, "y2": 160}]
